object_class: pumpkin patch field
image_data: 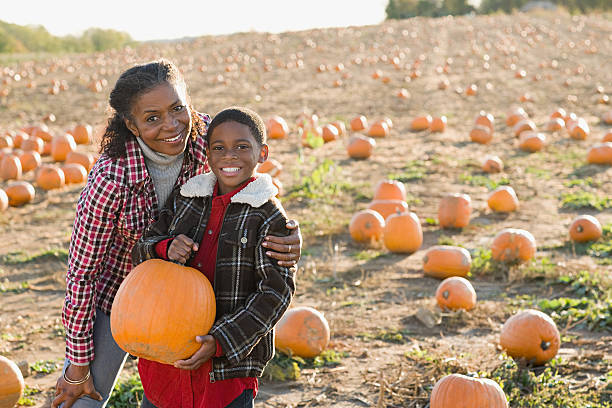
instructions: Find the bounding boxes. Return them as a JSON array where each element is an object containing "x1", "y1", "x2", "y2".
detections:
[{"x1": 1, "y1": 10, "x2": 611, "y2": 407}]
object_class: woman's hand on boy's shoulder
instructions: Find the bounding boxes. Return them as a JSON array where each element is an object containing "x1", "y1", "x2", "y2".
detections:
[
  {"x1": 263, "y1": 219, "x2": 302, "y2": 267},
  {"x1": 173, "y1": 335, "x2": 216, "y2": 370}
]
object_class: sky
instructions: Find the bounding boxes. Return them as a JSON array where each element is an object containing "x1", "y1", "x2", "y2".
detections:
[{"x1": 3, "y1": 0, "x2": 390, "y2": 41}]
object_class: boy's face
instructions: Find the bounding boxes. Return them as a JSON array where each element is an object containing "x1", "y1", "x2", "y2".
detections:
[{"x1": 206, "y1": 120, "x2": 268, "y2": 195}]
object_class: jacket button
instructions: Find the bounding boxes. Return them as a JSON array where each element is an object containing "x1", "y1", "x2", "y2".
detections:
[
  {"x1": 197, "y1": 263, "x2": 202, "y2": 267},
  {"x1": 240, "y1": 237, "x2": 248, "y2": 244},
  {"x1": 208, "y1": 229, "x2": 213, "y2": 234}
]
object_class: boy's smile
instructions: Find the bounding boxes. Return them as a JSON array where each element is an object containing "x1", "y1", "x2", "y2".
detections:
[{"x1": 206, "y1": 121, "x2": 268, "y2": 195}]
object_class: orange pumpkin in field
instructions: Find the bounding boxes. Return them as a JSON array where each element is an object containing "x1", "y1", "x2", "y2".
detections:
[
  {"x1": 568, "y1": 118, "x2": 589, "y2": 140},
  {"x1": 474, "y1": 111, "x2": 494, "y2": 131},
  {"x1": 257, "y1": 158, "x2": 283, "y2": 177},
  {"x1": 550, "y1": 108, "x2": 567, "y2": 120},
  {"x1": 487, "y1": 186, "x2": 519, "y2": 212},
  {"x1": 0, "y1": 154, "x2": 22, "y2": 180},
  {"x1": 321, "y1": 124, "x2": 339, "y2": 142},
  {"x1": 518, "y1": 131, "x2": 545, "y2": 152},
  {"x1": 0, "y1": 189, "x2": 8, "y2": 212},
  {"x1": 0, "y1": 134, "x2": 13, "y2": 149},
  {"x1": 367, "y1": 121, "x2": 389, "y2": 138},
  {"x1": 62, "y1": 163, "x2": 88, "y2": 184},
  {"x1": 435, "y1": 276, "x2": 477, "y2": 311},
  {"x1": 5, "y1": 181, "x2": 35, "y2": 207},
  {"x1": 267, "y1": 116, "x2": 289, "y2": 139},
  {"x1": 330, "y1": 121, "x2": 346, "y2": 136},
  {"x1": 482, "y1": 155, "x2": 503, "y2": 173},
  {"x1": 603, "y1": 131, "x2": 612, "y2": 143},
  {"x1": 491, "y1": 228, "x2": 536, "y2": 263},
  {"x1": 383, "y1": 211, "x2": 422, "y2": 253},
  {"x1": 438, "y1": 193, "x2": 471, "y2": 228},
  {"x1": 72, "y1": 124, "x2": 93, "y2": 144},
  {"x1": 0, "y1": 355, "x2": 25, "y2": 408},
  {"x1": 430, "y1": 374, "x2": 508, "y2": 408},
  {"x1": 349, "y1": 209, "x2": 385, "y2": 243},
  {"x1": 499, "y1": 309, "x2": 560, "y2": 365},
  {"x1": 66, "y1": 151, "x2": 95, "y2": 172},
  {"x1": 569, "y1": 215, "x2": 602, "y2": 242},
  {"x1": 586, "y1": 142, "x2": 612, "y2": 165},
  {"x1": 513, "y1": 118, "x2": 537, "y2": 137},
  {"x1": 423, "y1": 245, "x2": 472, "y2": 279},
  {"x1": 470, "y1": 125, "x2": 493, "y2": 144},
  {"x1": 347, "y1": 135, "x2": 375, "y2": 159},
  {"x1": 19, "y1": 150, "x2": 42, "y2": 173},
  {"x1": 350, "y1": 115, "x2": 368, "y2": 132},
  {"x1": 36, "y1": 165, "x2": 65, "y2": 190},
  {"x1": 506, "y1": 106, "x2": 528, "y2": 127},
  {"x1": 367, "y1": 199, "x2": 409, "y2": 221},
  {"x1": 111, "y1": 259, "x2": 216, "y2": 364},
  {"x1": 430, "y1": 116, "x2": 447, "y2": 132},
  {"x1": 275, "y1": 306, "x2": 330, "y2": 358},
  {"x1": 411, "y1": 115, "x2": 432, "y2": 131},
  {"x1": 51, "y1": 133, "x2": 77, "y2": 162},
  {"x1": 546, "y1": 117, "x2": 565, "y2": 132},
  {"x1": 373, "y1": 179, "x2": 406, "y2": 201},
  {"x1": 20, "y1": 135, "x2": 44, "y2": 153}
]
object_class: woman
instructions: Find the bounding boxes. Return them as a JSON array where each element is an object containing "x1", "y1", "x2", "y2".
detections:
[{"x1": 52, "y1": 59, "x2": 301, "y2": 408}]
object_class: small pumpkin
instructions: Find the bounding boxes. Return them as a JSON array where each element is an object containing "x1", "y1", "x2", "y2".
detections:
[
  {"x1": 62, "y1": 163, "x2": 88, "y2": 184},
  {"x1": 36, "y1": 165, "x2": 65, "y2": 190},
  {"x1": 491, "y1": 228, "x2": 536, "y2": 264},
  {"x1": 506, "y1": 106, "x2": 528, "y2": 127},
  {"x1": 474, "y1": 111, "x2": 494, "y2": 131},
  {"x1": 569, "y1": 215, "x2": 602, "y2": 242},
  {"x1": 51, "y1": 133, "x2": 77, "y2": 162},
  {"x1": 469, "y1": 125, "x2": 493, "y2": 144},
  {"x1": 438, "y1": 193, "x2": 471, "y2": 229},
  {"x1": 5, "y1": 181, "x2": 35, "y2": 207},
  {"x1": 373, "y1": 179, "x2": 406, "y2": 201},
  {"x1": 430, "y1": 374, "x2": 508, "y2": 408},
  {"x1": 72, "y1": 124, "x2": 93, "y2": 144},
  {"x1": 65, "y1": 151, "x2": 95, "y2": 172},
  {"x1": 423, "y1": 245, "x2": 471, "y2": 279},
  {"x1": 499, "y1": 309, "x2": 560, "y2": 365},
  {"x1": 321, "y1": 124, "x2": 339, "y2": 143},
  {"x1": 20, "y1": 135, "x2": 44, "y2": 153},
  {"x1": 0, "y1": 154, "x2": 22, "y2": 181},
  {"x1": 550, "y1": 108, "x2": 567, "y2": 120},
  {"x1": 518, "y1": 131, "x2": 545, "y2": 152},
  {"x1": 111, "y1": 259, "x2": 216, "y2": 364},
  {"x1": 411, "y1": 115, "x2": 432, "y2": 131},
  {"x1": 347, "y1": 135, "x2": 375, "y2": 159},
  {"x1": 12, "y1": 131, "x2": 29, "y2": 148},
  {"x1": 512, "y1": 118, "x2": 537, "y2": 137},
  {"x1": 350, "y1": 115, "x2": 368, "y2": 132},
  {"x1": 0, "y1": 189, "x2": 8, "y2": 212},
  {"x1": 257, "y1": 158, "x2": 283, "y2": 177},
  {"x1": 568, "y1": 118, "x2": 589, "y2": 140},
  {"x1": 0, "y1": 355, "x2": 25, "y2": 408},
  {"x1": 0, "y1": 134, "x2": 13, "y2": 149},
  {"x1": 435, "y1": 276, "x2": 477, "y2": 311},
  {"x1": 330, "y1": 121, "x2": 346, "y2": 136},
  {"x1": 545, "y1": 117, "x2": 565, "y2": 132},
  {"x1": 266, "y1": 116, "x2": 289, "y2": 139},
  {"x1": 367, "y1": 199, "x2": 409, "y2": 221},
  {"x1": 349, "y1": 209, "x2": 385, "y2": 244},
  {"x1": 482, "y1": 155, "x2": 503, "y2": 173},
  {"x1": 586, "y1": 142, "x2": 612, "y2": 165},
  {"x1": 275, "y1": 306, "x2": 330, "y2": 358},
  {"x1": 429, "y1": 116, "x2": 447, "y2": 133},
  {"x1": 367, "y1": 121, "x2": 389, "y2": 138},
  {"x1": 603, "y1": 131, "x2": 612, "y2": 143},
  {"x1": 19, "y1": 150, "x2": 42, "y2": 173},
  {"x1": 383, "y1": 211, "x2": 422, "y2": 254},
  {"x1": 487, "y1": 186, "x2": 519, "y2": 212}
]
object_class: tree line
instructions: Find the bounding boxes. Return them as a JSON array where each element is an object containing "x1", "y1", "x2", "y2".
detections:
[
  {"x1": 0, "y1": 20, "x2": 133, "y2": 54},
  {"x1": 386, "y1": 0, "x2": 611, "y2": 19}
]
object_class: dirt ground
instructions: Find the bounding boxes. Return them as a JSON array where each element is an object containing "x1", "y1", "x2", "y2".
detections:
[{"x1": 1, "y1": 10, "x2": 611, "y2": 407}]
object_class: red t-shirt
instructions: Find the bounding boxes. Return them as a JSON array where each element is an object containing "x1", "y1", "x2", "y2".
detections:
[{"x1": 140, "y1": 178, "x2": 258, "y2": 408}]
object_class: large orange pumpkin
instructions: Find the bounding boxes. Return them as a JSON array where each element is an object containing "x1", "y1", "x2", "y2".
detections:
[
  {"x1": 438, "y1": 193, "x2": 471, "y2": 228},
  {"x1": 430, "y1": 374, "x2": 508, "y2": 408},
  {"x1": 435, "y1": 276, "x2": 477, "y2": 311},
  {"x1": 586, "y1": 142, "x2": 612, "y2": 165},
  {"x1": 51, "y1": 133, "x2": 77, "y2": 162},
  {"x1": 499, "y1": 309, "x2": 560, "y2": 365},
  {"x1": 487, "y1": 186, "x2": 519, "y2": 213},
  {"x1": 0, "y1": 355, "x2": 25, "y2": 408},
  {"x1": 367, "y1": 199, "x2": 409, "y2": 221},
  {"x1": 347, "y1": 135, "x2": 375, "y2": 159},
  {"x1": 275, "y1": 306, "x2": 330, "y2": 358},
  {"x1": 349, "y1": 209, "x2": 385, "y2": 243},
  {"x1": 111, "y1": 259, "x2": 216, "y2": 364},
  {"x1": 267, "y1": 116, "x2": 289, "y2": 139},
  {"x1": 568, "y1": 215, "x2": 602, "y2": 242},
  {"x1": 491, "y1": 228, "x2": 536, "y2": 263},
  {"x1": 423, "y1": 245, "x2": 471, "y2": 279},
  {"x1": 4, "y1": 181, "x2": 35, "y2": 207},
  {"x1": 373, "y1": 179, "x2": 406, "y2": 201},
  {"x1": 383, "y1": 211, "x2": 422, "y2": 253},
  {"x1": 36, "y1": 165, "x2": 65, "y2": 190}
]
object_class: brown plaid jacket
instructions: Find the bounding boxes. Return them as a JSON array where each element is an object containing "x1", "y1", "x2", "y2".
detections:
[{"x1": 132, "y1": 172, "x2": 295, "y2": 381}]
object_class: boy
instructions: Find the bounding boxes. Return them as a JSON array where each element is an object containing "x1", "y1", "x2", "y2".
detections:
[{"x1": 132, "y1": 106, "x2": 295, "y2": 408}]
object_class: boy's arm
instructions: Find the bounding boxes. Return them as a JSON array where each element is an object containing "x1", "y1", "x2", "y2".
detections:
[
  {"x1": 131, "y1": 188, "x2": 181, "y2": 266},
  {"x1": 209, "y1": 208, "x2": 296, "y2": 365}
]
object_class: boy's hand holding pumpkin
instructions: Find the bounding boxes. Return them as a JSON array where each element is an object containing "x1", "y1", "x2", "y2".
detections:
[{"x1": 173, "y1": 335, "x2": 217, "y2": 370}]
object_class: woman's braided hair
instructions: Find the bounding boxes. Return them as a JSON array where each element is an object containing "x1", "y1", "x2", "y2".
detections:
[{"x1": 99, "y1": 59, "x2": 205, "y2": 158}]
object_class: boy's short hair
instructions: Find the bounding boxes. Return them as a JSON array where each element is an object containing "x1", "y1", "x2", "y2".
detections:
[{"x1": 206, "y1": 106, "x2": 267, "y2": 145}]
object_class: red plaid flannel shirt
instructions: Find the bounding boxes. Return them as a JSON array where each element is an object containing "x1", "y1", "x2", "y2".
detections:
[{"x1": 62, "y1": 113, "x2": 210, "y2": 364}]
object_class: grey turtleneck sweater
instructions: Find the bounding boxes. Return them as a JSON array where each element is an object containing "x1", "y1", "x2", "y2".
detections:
[{"x1": 136, "y1": 137, "x2": 184, "y2": 210}]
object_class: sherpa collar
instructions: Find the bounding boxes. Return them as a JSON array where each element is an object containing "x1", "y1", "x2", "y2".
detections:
[{"x1": 180, "y1": 172, "x2": 278, "y2": 208}]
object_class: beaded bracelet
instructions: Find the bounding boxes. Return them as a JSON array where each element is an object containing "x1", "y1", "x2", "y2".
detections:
[{"x1": 63, "y1": 369, "x2": 91, "y2": 385}]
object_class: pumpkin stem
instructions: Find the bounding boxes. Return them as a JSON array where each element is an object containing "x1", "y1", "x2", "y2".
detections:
[
  {"x1": 442, "y1": 290, "x2": 450, "y2": 299},
  {"x1": 540, "y1": 340, "x2": 551, "y2": 351}
]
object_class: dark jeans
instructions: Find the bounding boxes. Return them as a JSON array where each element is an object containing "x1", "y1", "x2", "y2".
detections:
[{"x1": 141, "y1": 389, "x2": 254, "y2": 408}]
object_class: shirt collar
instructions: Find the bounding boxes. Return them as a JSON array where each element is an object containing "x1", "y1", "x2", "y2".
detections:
[{"x1": 213, "y1": 177, "x2": 257, "y2": 205}]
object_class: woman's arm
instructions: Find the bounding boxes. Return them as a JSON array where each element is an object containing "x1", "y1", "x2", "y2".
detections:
[{"x1": 263, "y1": 219, "x2": 302, "y2": 267}]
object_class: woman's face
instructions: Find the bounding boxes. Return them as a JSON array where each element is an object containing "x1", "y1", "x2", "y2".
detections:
[{"x1": 125, "y1": 82, "x2": 192, "y2": 156}]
